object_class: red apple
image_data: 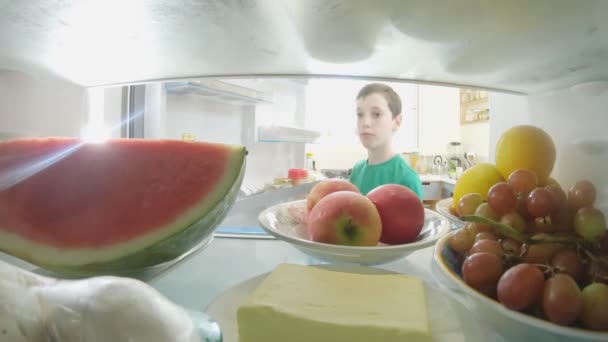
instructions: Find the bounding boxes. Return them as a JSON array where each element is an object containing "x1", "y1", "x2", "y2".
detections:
[
  {"x1": 307, "y1": 179, "x2": 360, "y2": 213},
  {"x1": 367, "y1": 184, "x2": 425, "y2": 244},
  {"x1": 308, "y1": 191, "x2": 382, "y2": 246}
]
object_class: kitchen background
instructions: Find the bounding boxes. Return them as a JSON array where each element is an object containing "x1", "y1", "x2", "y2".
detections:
[{"x1": 1, "y1": 70, "x2": 604, "y2": 206}]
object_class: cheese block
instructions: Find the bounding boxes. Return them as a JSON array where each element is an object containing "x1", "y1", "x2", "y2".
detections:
[{"x1": 236, "y1": 263, "x2": 432, "y2": 342}]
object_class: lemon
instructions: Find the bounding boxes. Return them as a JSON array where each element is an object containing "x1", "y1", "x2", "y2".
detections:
[
  {"x1": 495, "y1": 125, "x2": 556, "y2": 184},
  {"x1": 452, "y1": 163, "x2": 505, "y2": 208}
]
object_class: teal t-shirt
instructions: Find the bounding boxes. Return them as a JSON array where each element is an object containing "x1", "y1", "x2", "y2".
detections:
[{"x1": 349, "y1": 154, "x2": 423, "y2": 199}]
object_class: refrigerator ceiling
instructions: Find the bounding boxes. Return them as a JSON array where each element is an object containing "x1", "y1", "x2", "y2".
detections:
[{"x1": 1, "y1": 0, "x2": 607, "y2": 94}]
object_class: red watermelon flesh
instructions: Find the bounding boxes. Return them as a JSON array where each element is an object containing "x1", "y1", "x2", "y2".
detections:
[{"x1": 0, "y1": 137, "x2": 246, "y2": 272}]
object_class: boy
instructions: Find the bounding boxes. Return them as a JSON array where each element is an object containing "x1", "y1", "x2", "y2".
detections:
[{"x1": 349, "y1": 83, "x2": 423, "y2": 199}]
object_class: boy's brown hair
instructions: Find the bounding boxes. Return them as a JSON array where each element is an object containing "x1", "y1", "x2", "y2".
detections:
[{"x1": 356, "y1": 83, "x2": 402, "y2": 118}]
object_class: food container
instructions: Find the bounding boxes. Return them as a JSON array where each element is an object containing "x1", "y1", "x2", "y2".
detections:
[
  {"x1": 264, "y1": 178, "x2": 292, "y2": 191},
  {"x1": 288, "y1": 168, "x2": 308, "y2": 186},
  {"x1": 401, "y1": 151, "x2": 419, "y2": 169}
]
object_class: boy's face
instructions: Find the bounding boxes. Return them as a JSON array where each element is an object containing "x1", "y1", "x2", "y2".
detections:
[{"x1": 356, "y1": 93, "x2": 401, "y2": 151}]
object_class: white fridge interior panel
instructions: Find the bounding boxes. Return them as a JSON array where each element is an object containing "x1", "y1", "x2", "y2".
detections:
[
  {"x1": 0, "y1": 70, "x2": 87, "y2": 137},
  {"x1": 528, "y1": 89, "x2": 608, "y2": 217},
  {"x1": 0, "y1": 0, "x2": 607, "y2": 94}
]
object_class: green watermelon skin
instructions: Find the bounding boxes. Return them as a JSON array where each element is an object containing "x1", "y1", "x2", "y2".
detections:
[{"x1": 0, "y1": 138, "x2": 246, "y2": 278}]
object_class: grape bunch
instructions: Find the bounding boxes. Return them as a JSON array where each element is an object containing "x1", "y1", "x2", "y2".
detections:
[{"x1": 448, "y1": 169, "x2": 608, "y2": 331}]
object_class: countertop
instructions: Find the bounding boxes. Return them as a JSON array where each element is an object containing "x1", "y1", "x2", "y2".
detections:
[
  {"x1": 317, "y1": 170, "x2": 458, "y2": 186},
  {"x1": 419, "y1": 173, "x2": 457, "y2": 185}
]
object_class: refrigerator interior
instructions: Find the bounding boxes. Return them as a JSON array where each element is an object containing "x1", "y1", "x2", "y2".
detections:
[
  {"x1": 0, "y1": 0, "x2": 607, "y2": 235},
  {"x1": 0, "y1": 2, "x2": 607, "y2": 337}
]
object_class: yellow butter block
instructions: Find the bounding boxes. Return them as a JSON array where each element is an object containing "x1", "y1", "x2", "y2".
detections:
[{"x1": 237, "y1": 263, "x2": 432, "y2": 342}]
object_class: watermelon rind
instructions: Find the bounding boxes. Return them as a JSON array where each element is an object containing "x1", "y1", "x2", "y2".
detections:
[
  {"x1": 43, "y1": 158, "x2": 246, "y2": 279},
  {"x1": 0, "y1": 139, "x2": 246, "y2": 279}
]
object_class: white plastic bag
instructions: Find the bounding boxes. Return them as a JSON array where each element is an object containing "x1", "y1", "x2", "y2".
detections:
[{"x1": 0, "y1": 260, "x2": 221, "y2": 342}]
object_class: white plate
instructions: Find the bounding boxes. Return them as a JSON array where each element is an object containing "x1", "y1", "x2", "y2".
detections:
[
  {"x1": 206, "y1": 264, "x2": 485, "y2": 342},
  {"x1": 433, "y1": 232, "x2": 608, "y2": 342},
  {"x1": 258, "y1": 200, "x2": 450, "y2": 265},
  {"x1": 435, "y1": 198, "x2": 466, "y2": 228}
]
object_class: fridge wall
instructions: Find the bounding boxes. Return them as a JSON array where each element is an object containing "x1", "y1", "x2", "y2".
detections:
[
  {"x1": 0, "y1": 71, "x2": 87, "y2": 138},
  {"x1": 0, "y1": 71, "x2": 126, "y2": 140}
]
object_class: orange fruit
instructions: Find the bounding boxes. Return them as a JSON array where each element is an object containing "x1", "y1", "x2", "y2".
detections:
[
  {"x1": 453, "y1": 163, "x2": 505, "y2": 208},
  {"x1": 495, "y1": 125, "x2": 556, "y2": 184}
]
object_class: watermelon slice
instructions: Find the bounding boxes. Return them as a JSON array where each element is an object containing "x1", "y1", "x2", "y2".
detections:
[{"x1": 0, "y1": 137, "x2": 246, "y2": 276}]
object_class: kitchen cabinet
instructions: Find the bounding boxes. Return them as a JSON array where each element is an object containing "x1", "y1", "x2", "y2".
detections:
[
  {"x1": 420, "y1": 175, "x2": 456, "y2": 201},
  {"x1": 460, "y1": 89, "x2": 489, "y2": 125},
  {"x1": 421, "y1": 181, "x2": 441, "y2": 201},
  {"x1": 442, "y1": 182, "x2": 455, "y2": 199}
]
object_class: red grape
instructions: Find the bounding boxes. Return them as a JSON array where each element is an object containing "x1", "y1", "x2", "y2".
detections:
[
  {"x1": 500, "y1": 212, "x2": 527, "y2": 233},
  {"x1": 458, "y1": 193, "x2": 484, "y2": 217},
  {"x1": 475, "y1": 232, "x2": 497, "y2": 241},
  {"x1": 581, "y1": 283, "x2": 608, "y2": 330},
  {"x1": 448, "y1": 226, "x2": 477, "y2": 254},
  {"x1": 551, "y1": 249, "x2": 584, "y2": 283},
  {"x1": 508, "y1": 169, "x2": 538, "y2": 195},
  {"x1": 500, "y1": 238, "x2": 522, "y2": 255},
  {"x1": 469, "y1": 239, "x2": 504, "y2": 258},
  {"x1": 574, "y1": 207, "x2": 607, "y2": 242},
  {"x1": 474, "y1": 203, "x2": 499, "y2": 232},
  {"x1": 462, "y1": 252, "x2": 503, "y2": 298},
  {"x1": 568, "y1": 180, "x2": 597, "y2": 210},
  {"x1": 527, "y1": 188, "x2": 554, "y2": 218},
  {"x1": 449, "y1": 206, "x2": 459, "y2": 217},
  {"x1": 488, "y1": 182, "x2": 517, "y2": 216},
  {"x1": 516, "y1": 192, "x2": 531, "y2": 220},
  {"x1": 523, "y1": 240, "x2": 564, "y2": 264},
  {"x1": 542, "y1": 274, "x2": 583, "y2": 326},
  {"x1": 464, "y1": 222, "x2": 480, "y2": 236},
  {"x1": 545, "y1": 184, "x2": 567, "y2": 211},
  {"x1": 551, "y1": 206, "x2": 576, "y2": 234},
  {"x1": 601, "y1": 234, "x2": 608, "y2": 256},
  {"x1": 530, "y1": 216, "x2": 555, "y2": 234},
  {"x1": 497, "y1": 263, "x2": 545, "y2": 311},
  {"x1": 586, "y1": 260, "x2": 608, "y2": 285}
]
